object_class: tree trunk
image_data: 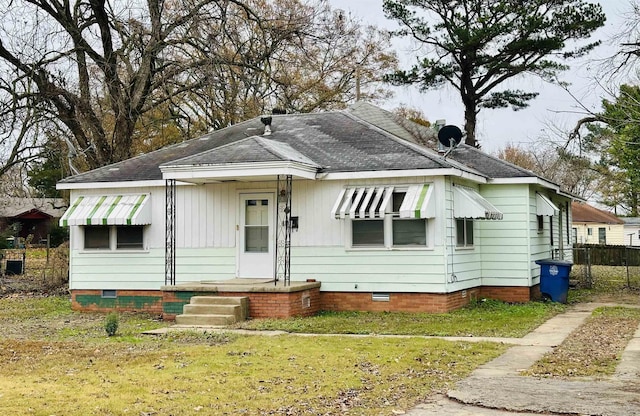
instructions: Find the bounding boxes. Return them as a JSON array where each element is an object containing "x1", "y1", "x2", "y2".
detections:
[{"x1": 463, "y1": 99, "x2": 478, "y2": 147}]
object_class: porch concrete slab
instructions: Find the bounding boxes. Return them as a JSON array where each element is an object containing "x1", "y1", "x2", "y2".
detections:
[{"x1": 161, "y1": 279, "x2": 320, "y2": 293}]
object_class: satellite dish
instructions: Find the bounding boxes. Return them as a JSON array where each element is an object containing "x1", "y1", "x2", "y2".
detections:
[{"x1": 437, "y1": 125, "x2": 463, "y2": 148}]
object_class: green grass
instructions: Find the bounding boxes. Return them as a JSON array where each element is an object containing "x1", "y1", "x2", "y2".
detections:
[
  {"x1": 238, "y1": 299, "x2": 567, "y2": 338},
  {"x1": 0, "y1": 295, "x2": 70, "y2": 320}
]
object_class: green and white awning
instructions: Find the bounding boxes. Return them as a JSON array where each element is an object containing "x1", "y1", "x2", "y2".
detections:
[
  {"x1": 331, "y1": 184, "x2": 434, "y2": 219},
  {"x1": 453, "y1": 185, "x2": 503, "y2": 220},
  {"x1": 60, "y1": 194, "x2": 151, "y2": 226}
]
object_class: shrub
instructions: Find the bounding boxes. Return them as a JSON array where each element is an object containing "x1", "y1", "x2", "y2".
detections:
[{"x1": 104, "y1": 312, "x2": 119, "y2": 337}]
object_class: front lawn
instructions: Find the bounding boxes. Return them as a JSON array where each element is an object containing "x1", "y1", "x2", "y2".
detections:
[
  {"x1": 238, "y1": 299, "x2": 567, "y2": 338},
  {"x1": 0, "y1": 295, "x2": 509, "y2": 415}
]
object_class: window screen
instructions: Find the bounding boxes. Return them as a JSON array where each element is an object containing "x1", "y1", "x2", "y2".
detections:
[
  {"x1": 117, "y1": 226, "x2": 144, "y2": 249},
  {"x1": 352, "y1": 220, "x2": 384, "y2": 246},
  {"x1": 84, "y1": 226, "x2": 110, "y2": 249},
  {"x1": 393, "y1": 219, "x2": 426, "y2": 245}
]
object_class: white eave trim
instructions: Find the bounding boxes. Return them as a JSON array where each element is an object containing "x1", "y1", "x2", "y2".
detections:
[
  {"x1": 320, "y1": 168, "x2": 487, "y2": 183},
  {"x1": 161, "y1": 161, "x2": 319, "y2": 181},
  {"x1": 57, "y1": 180, "x2": 167, "y2": 190}
]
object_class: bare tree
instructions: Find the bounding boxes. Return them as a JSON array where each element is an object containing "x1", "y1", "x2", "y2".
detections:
[{"x1": 0, "y1": 0, "x2": 397, "y2": 172}]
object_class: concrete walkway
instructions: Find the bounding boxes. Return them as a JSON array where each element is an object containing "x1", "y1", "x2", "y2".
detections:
[{"x1": 407, "y1": 303, "x2": 640, "y2": 416}]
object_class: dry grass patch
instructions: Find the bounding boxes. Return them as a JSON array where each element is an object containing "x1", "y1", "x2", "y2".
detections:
[
  {"x1": 0, "y1": 335, "x2": 506, "y2": 415},
  {"x1": 524, "y1": 307, "x2": 640, "y2": 379}
]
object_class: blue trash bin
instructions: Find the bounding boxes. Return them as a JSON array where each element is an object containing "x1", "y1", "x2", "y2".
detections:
[{"x1": 535, "y1": 259, "x2": 573, "y2": 303}]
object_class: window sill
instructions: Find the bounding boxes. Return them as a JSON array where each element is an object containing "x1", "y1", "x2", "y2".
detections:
[
  {"x1": 455, "y1": 246, "x2": 475, "y2": 251},
  {"x1": 346, "y1": 246, "x2": 433, "y2": 252},
  {"x1": 80, "y1": 249, "x2": 149, "y2": 254}
]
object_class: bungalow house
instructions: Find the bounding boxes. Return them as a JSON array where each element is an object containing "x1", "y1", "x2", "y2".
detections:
[
  {"x1": 0, "y1": 197, "x2": 67, "y2": 245},
  {"x1": 571, "y1": 202, "x2": 625, "y2": 245},
  {"x1": 621, "y1": 218, "x2": 640, "y2": 246},
  {"x1": 57, "y1": 103, "x2": 573, "y2": 320}
]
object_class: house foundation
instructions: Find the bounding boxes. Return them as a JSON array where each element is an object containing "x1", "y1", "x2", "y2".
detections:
[{"x1": 70, "y1": 282, "x2": 541, "y2": 319}]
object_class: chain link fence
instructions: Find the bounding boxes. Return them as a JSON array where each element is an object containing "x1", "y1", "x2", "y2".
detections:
[
  {"x1": 570, "y1": 245, "x2": 640, "y2": 290},
  {"x1": 0, "y1": 245, "x2": 69, "y2": 295}
]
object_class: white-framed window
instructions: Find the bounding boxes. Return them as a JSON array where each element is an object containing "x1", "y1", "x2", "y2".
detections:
[
  {"x1": 350, "y1": 190, "x2": 428, "y2": 249},
  {"x1": 455, "y1": 218, "x2": 474, "y2": 247},
  {"x1": 83, "y1": 225, "x2": 145, "y2": 250}
]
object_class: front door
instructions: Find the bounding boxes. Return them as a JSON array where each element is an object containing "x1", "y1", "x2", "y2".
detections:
[{"x1": 238, "y1": 193, "x2": 274, "y2": 278}]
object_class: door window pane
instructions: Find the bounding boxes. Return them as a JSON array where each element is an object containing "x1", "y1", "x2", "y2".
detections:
[
  {"x1": 85, "y1": 226, "x2": 110, "y2": 249},
  {"x1": 246, "y1": 199, "x2": 268, "y2": 225},
  {"x1": 117, "y1": 226, "x2": 144, "y2": 249},
  {"x1": 245, "y1": 227, "x2": 268, "y2": 252},
  {"x1": 245, "y1": 198, "x2": 269, "y2": 252},
  {"x1": 393, "y1": 219, "x2": 426, "y2": 245},
  {"x1": 352, "y1": 220, "x2": 384, "y2": 246}
]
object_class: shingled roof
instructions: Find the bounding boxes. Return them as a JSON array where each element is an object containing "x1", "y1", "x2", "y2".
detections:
[
  {"x1": 572, "y1": 202, "x2": 623, "y2": 224},
  {"x1": 58, "y1": 103, "x2": 548, "y2": 186}
]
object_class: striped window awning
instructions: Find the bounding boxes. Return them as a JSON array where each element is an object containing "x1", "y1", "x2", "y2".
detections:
[
  {"x1": 536, "y1": 193, "x2": 559, "y2": 216},
  {"x1": 453, "y1": 185, "x2": 503, "y2": 220},
  {"x1": 331, "y1": 184, "x2": 434, "y2": 219},
  {"x1": 60, "y1": 194, "x2": 151, "y2": 226}
]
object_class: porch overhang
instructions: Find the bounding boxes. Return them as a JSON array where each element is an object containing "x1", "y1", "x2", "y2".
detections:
[{"x1": 160, "y1": 161, "x2": 319, "y2": 183}]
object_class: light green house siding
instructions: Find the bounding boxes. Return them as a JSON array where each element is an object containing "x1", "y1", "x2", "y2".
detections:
[{"x1": 65, "y1": 177, "x2": 572, "y2": 294}]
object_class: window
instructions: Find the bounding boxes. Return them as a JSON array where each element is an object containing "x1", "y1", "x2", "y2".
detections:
[
  {"x1": 456, "y1": 218, "x2": 474, "y2": 247},
  {"x1": 391, "y1": 191, "x2": 426, "y2": 246},
  {"x1": 84, "y1": 226, "x2": 145, "y2": 250},
  {"x1": 549, "y1": 217, "x2": 554, "y2": 246},
  {"x1": 350, "y1": 190, "x2": 428, "y2": 249},
  {"x1": 117, "y1": 226, "x2": 144, "y2": 249},
  {"x1": 84, "y1": 226, "x2": 110, "y2": 249},
  {"x1": 572, "y1": 228, "x2": 577, "y2": 244},
  {"x1": 393, "y1": 219, "x2": 426, "y2": 245},
  {"x1": 587, "y1": 228, "x2": 593, "y2": 236},
  {"x1": 537, "y1": 215, "x2": 544, "y2": 233},
  {"x1": 598, "y1": 227, "x2": 606, "y2": 244},
  {"x1": 352, "y1": 220, "x2": 384, "y2": 246}
]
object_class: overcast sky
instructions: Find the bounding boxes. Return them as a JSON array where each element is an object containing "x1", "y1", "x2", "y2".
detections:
[{"x1": 328, "y1": 0, "x2": 633, "y2": 153}]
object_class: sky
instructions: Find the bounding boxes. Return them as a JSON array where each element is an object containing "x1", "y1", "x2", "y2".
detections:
[{"x1": 327, "y1": 0, "x2": 634, "y2": 154}]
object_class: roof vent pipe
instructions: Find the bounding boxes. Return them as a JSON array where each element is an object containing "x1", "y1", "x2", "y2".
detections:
[{"x1": 260, "y1": 116, "x2": 272, "y2": 136}]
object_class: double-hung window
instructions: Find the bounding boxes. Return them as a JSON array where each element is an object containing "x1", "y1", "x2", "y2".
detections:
[
  {"x1": 455, "y1": 218, "x2": 474, "y2": 247},
  {"x1": 350, "y1": 189, "x2": 428, "y2": 248},
  {"x1": 391, "y1": 191, "x2": 426, "y2": 246},
  {"x1": 84, "y1": 225, "x2": 145, "y2": 250}
]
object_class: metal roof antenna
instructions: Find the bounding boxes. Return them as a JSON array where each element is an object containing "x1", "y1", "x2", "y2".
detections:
[{"x1": 260, "y1": 115, "x2": 272, "y2": 136}]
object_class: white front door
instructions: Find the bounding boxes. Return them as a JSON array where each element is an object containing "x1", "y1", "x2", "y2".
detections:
[{"x1": 238, "y1": 193, "x2": 274, "y2": 278}]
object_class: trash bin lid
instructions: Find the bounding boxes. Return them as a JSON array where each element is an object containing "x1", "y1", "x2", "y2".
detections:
[{"x1": 535, "y1": 258, "x2": 573, "y2": 266}]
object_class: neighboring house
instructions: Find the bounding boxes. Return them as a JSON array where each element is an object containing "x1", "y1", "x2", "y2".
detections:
[
  {"x1": 621, "y1": 217, "x2": 640, "y2": 246},
  {"x1": 571, "y1": 202, "x2": 625, "y2": 245},
  {"x1": 0, "y1": 197, "x2": 67, "y2": 244},
  {"x1": 57, "y1": 102, "x2": 574, "y2": 319}
]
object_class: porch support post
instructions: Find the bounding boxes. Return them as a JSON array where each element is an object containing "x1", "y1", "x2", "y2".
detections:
[
  {"x1": 275, "y1": 175, "x2": 292, "y2": 286},
  {"x1": 165, "y1": 179, "x2": 176, "y2": 285}
]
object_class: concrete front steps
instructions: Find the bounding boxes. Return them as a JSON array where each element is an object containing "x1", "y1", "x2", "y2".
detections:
[{"x1": 175, "y1": 296, "x2": 249, "y2": 326}]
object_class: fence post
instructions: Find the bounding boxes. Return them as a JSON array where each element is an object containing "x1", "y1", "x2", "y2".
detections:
[{"x1": 586, "y1": 247, "x2": 592, "y2": 289}]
